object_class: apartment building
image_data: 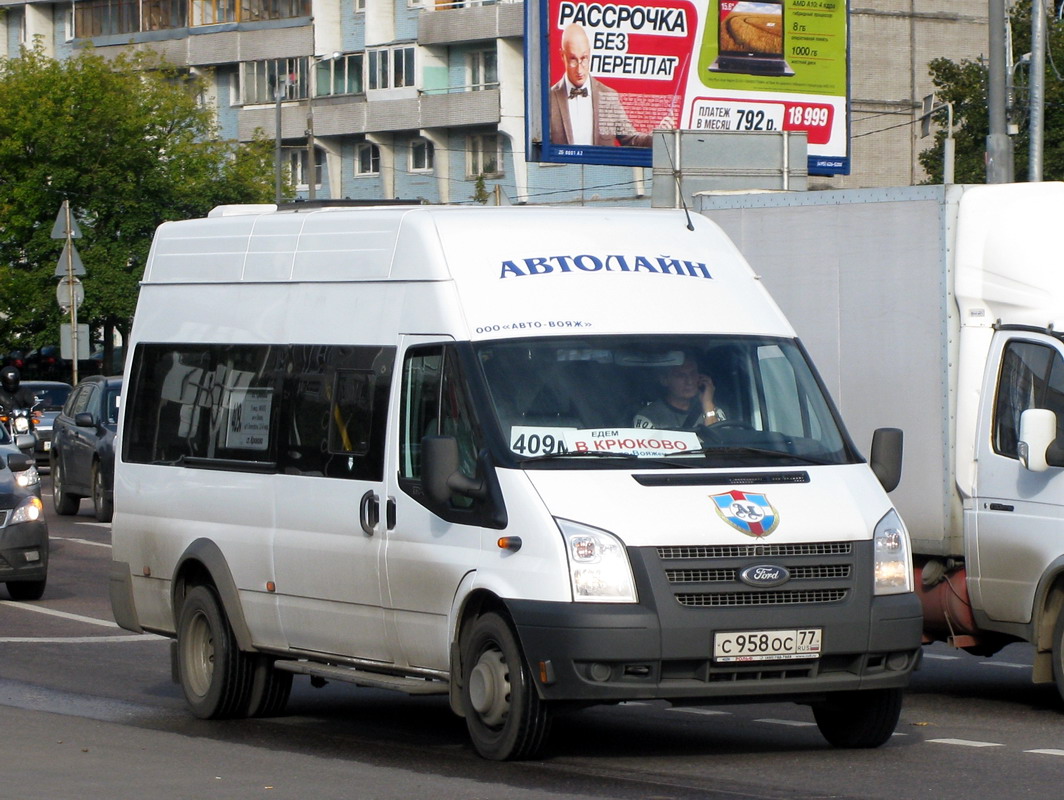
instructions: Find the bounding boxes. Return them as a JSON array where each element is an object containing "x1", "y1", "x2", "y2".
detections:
[{"x1": 1, "y1": 0, "x2": 994, "y2": 203}]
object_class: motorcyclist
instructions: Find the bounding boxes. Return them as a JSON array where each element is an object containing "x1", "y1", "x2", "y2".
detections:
[{"x1": 0, "y1": 366, "x2": 38, "y2": 413}]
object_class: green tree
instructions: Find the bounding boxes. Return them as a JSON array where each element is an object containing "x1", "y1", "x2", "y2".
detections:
[
  {"x1": 0, "y1": 44, "x2": 277, "y2": 368},
  {"x1": 920, "y1": 4, "x2": 1064, "y2": 183}
]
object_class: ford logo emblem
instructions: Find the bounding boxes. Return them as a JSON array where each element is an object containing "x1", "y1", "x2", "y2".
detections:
[{"x1": 739, "y1": 564, "x2": 791, "y2": 588}]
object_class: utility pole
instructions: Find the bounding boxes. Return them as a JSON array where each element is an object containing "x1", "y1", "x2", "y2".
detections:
[
  {"x1": 986, "y1": 0, "x2": 1014, "y2": 183},
  {"x1": 1029, "y1": 0, "x2": 1046, "y2": 181}
]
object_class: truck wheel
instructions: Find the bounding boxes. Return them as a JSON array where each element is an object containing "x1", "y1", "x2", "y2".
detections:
[
  {"x1": 1052, "y1": 608, "x2": 1064, "y2": 704},
  {"x1": 812, "y1": 687, "x2": 903, "y2": 748},
  {"x1": 245, "y1": 655, "x2": 293, "y2": 718},
  {"x1": 177, "y1": 585, "x2": 252, "y2": 719},
  {"x1": 6, "y1": 578, "x2": 46, "y2": 601},
  {"x1": 460, "y1": 612, "x2": 552, "y2": 760},
  {"x1": 92, "y1": 462, "x2": 113, "y2": 523},
  {"x1": 52, "y1": 460, "x2": 80, "y2": 516}
]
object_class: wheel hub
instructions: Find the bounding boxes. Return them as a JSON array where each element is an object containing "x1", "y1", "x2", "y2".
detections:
[{"x1": 468, "y1": 648, "x2": 510, "y2": 727}]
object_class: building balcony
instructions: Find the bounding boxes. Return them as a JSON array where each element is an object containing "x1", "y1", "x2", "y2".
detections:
[
  {"x1": 418, "y1": 0, "x2": 523, "y2": 45},
  {"x1": 236, "y1": 88, "x2": 501, "y2": 140}
]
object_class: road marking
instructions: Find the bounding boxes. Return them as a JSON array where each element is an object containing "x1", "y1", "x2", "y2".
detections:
[
  {"x1": 0, "y1": 601, "x2": 119, "y2": 627},
  {"x1": 1026, "y1": 749, "x2": 1064, "y2": 757},
  {"x1": 928, "y1": 738, "x2": 1004, "y2": 748},
  {"x1": 755, "y1": 718, "x2": 816, "y2": 727},
  {"x1": 923, "y1": 653, "x2": 960, "y2": 660},
  {"x1": 1, "y1": 634, "x2": 165, "y2": 643},
  {"x1": 52, "y1": 536, "x2": 111, "y2": 549},
  {"x1": 668, "y1": 707, "x2": 732, "y2": 716},
  {"x1": 977, "y1": 661, "x2": 1029, "y2": 669},
  {"x1": 76, "y1": 522, "x2": 112, "y2": 529}
]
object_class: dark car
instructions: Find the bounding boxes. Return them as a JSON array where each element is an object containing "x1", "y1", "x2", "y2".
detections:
[
  {"x1": 22, "y1": 380, "x2": 74, "y2": 463},
  {"x1": 0, "y1": 429, "x2": 48, "y2": 600},
  {"x1": 50, "y1": 375, "x2": 122, "y2": 523}
]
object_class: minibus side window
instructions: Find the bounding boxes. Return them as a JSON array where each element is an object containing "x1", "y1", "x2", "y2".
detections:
[
  {"x1": 399, "y1": 345, "x2": 484, "y2": 514},
  {"x1": 124, "y1": 343, "x2": 392, "y2": 479},
  {"x1": 283, "y1": 344, "x2": 393, "y2": 480}
]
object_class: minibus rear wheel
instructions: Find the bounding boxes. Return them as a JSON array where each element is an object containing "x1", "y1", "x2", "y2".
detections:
[
  {"x1": 177, "y1": 584, "x2": 252, "y2": 719},
  {"x1": 460, "y1": 612, "x2": 552, "y2": 760}
]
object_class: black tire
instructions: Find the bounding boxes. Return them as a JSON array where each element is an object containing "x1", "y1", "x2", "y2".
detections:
[
  {"x1": 1052, "y1": 605, "x2": 1064, "y2": 705},
  {"x1": 460, "y1": 612, "x2": 551, "y2": 760},
  {"x1": 245, "y1": 655, "x2": 293, "y2": 718},
  {"x1": 6, "y1": 578, "x2": 46, "y2": 601},
  {"x1": 813, "y1": 687, "x2": 904, "y2": 748},
  {"x1": 52, "y1": 459, "x2": 80, "y2": 516},
  {"x1": 92, "y1": 462, "x2": 113, "y2": 523},
  {"x1": 176, "y1": 585, "x2": 253, "y2": 719}
]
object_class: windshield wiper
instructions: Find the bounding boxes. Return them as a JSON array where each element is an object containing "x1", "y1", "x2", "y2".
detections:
[
  {"x1": 675, "y1": 446, "x2": 838, "y2": 465},
  {"x1": 516, "y1": 450, "x2": 642, "y2": 464}
]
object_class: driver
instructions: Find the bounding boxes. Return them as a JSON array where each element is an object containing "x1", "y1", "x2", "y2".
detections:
[
  {"x1": 633, "y1": 356, "x2": 726, "y2": 429},
  {"x1": 0, "y1": 366, "x2": 37, "y2": 412}
]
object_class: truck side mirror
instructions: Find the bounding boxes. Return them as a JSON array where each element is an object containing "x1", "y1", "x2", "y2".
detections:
[
  {"x1": 421, "y1": 435, "x2": 485, "y2": 506},
  {"x1": 869, "y1": 427, "x2": 903, "y2": 493},
  {"x1": 1018, "y1": 408, "x2": 1057, "y2": 472}
]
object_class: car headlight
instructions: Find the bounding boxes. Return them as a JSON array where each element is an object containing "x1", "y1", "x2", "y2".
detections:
[
  {"x1": 556, "y1": 518, "x2": 638, "y2": 603},
  {"x1": 10, "y1": 496, "x2": 43, "y2": 524},
  {"x1": 14, "y1": 464, "x2": 39, "y2": 489},
  {"x1": 874, "y1": 508, "x2": 913, "y2": 595}
]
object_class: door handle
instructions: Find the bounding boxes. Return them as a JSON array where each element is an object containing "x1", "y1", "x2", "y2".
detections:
[
  {"x1": 386, "y1": 496, "x2": 396, "y2": 530},
  {"x1": 359, "y1": 490, "x2": 380, "y2": 535}
]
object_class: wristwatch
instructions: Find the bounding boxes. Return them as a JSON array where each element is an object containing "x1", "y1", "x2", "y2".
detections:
[{"x1": 703, "y1": 407, "x2": 726, "y2": 423}]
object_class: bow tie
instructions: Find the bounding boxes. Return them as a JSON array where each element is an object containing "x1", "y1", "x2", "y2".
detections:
[{"x1": 569, "y1": 87, "x2": 588, "y2": 98}]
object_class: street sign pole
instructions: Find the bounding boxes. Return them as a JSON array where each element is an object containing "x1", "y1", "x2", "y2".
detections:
[{"x1": 53, "y1": 199, "x2": 85, "y2": 385}]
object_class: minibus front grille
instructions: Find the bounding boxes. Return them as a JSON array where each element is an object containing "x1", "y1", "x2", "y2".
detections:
[
  {"x1": 651, "y1": 541, "x2": 856, "y2": 609},
  {"x1": 658, "y1": 543, "x2": 852, "y2": 559},
  {"x1": 666, "y1": 564, "x2": 851, "y2": 583},
  {"x1": 677, "y1": 589, "x2": 848, "y2": 607}
]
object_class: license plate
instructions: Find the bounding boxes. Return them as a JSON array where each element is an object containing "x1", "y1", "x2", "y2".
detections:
[
  {"x1": 713, "y1": 628, "x2": 822, "y2": 662},
  {"x1": 43, "y1": 441, "x2": 50, "y2": 451}
]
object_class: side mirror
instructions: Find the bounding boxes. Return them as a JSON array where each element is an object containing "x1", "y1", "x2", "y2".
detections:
[
  {"x1": 422, "y1": 435, "x2": 485, "y2": 506},
  {"x1": 1019, "y1": 408, "x2": 1056, "y2": 472},
  {"x1": 869, "y1": 427, "x2": 903, "y2": 493},
  {"x1": 6, "y1": 453, "x2": 33, "y2": 472},
  {"x1": 14, "y1": 433, "x2": 35, "y2": 451},
  {"x1": 74, "y1": 412, "x2": 94, "y2": 428}
]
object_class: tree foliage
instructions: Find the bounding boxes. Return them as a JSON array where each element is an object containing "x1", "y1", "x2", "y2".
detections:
[
  {"x1": 0, "y1": 44, "x2": 276, "y2": 356},
  {"x1": 920, "y1": 4, "x2": 1064, "y2": 183}
]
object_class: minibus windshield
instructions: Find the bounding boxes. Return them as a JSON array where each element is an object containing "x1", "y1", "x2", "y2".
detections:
[{"x1": 475, "y1": 335, "x2": 855, "y2": 467}]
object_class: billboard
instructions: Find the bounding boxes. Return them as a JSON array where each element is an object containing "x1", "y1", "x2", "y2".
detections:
[{"x1": 528, "y1": 0, "x2": 850, "y2": 175}]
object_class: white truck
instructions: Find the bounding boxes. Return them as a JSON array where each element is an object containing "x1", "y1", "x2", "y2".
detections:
[
  {"x1": 109, "y1": 203, "x2": 922, "y2": 760},
  {"x1": 696, "y1": 182, "x2": 1064, "y2": 702}
]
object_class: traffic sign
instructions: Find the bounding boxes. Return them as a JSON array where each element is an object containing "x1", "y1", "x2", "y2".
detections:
[{"x1": 57, "y1": 276, "x2": 84, "y2": 311}]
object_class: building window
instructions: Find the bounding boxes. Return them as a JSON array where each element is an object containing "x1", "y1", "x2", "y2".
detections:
[
  {"x1": 241, "y1": 58, "x2": 309, "y2": 105},
  {"x1": 367, "y1": 46, "x2": 416, "y2": 90},
  {"x1": 356, "y1": 143, "x2": 381, "y2": 176},
  {"x1": 467, "y1": 134, "x2": 501, "y2": 178},
  {"x1": 355, "y1": 0, "x2": 365, "y2": 10},
  {"x1": 191, "y1": 0, "x2": 236, "y2": 25},
  {"x1": 72, "y1": 0, "x2": 138, "y2": 37},
  {"x1": 142, "y1": 0, "x2": 188, "y2": 30},
  {"x1": 410, "y1": 139, "x2": 435, "y2": 172},
  {"x1": 289, "y1": 148, "x2": 322, "y2": 190},
  {"x1": 468, "y1": 49, "x2": 498, "y2": 91},
  {"x1": 316, "y1": 53, "x2": 364, "y2": 97}
]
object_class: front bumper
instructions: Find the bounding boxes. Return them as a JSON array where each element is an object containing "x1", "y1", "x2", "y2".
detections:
[
  {"x1": 0, "y1": 519, "x2": 49, "y2": 583},
  {"x1": 507, "y1": 542, "x2": 923, "y2": 703}
]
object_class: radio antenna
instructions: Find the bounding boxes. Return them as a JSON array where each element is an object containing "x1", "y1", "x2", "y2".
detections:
[{"x1": 659, "y1": 130, "x2": 694, "y2": 231}]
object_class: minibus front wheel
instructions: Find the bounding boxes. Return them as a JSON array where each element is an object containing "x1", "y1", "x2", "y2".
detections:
[
  {"x1": 177, "y1": 584, "x2": 252, "y2": 719},
  {"x1": 460, "y1": 611, "x2": 552, "y2": 760}
]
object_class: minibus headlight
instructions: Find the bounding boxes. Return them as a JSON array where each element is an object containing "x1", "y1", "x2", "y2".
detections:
[
  {"x1": 874, "y1": 509, "x2": 913, "y2": 595},
  {"x1": 556, "y1": 519, "x2": 637, "y2": 603},
  {"x1": 14, "y1": 464, "x2": 40, "y2": 489},
  {"x1": 10, "y1": 496, "x2": 44, "y2": 525}
]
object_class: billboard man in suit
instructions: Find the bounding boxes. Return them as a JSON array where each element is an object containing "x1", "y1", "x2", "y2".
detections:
[{"x1": 549, "y1": 23, "x2": 654, "y2": 148}]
